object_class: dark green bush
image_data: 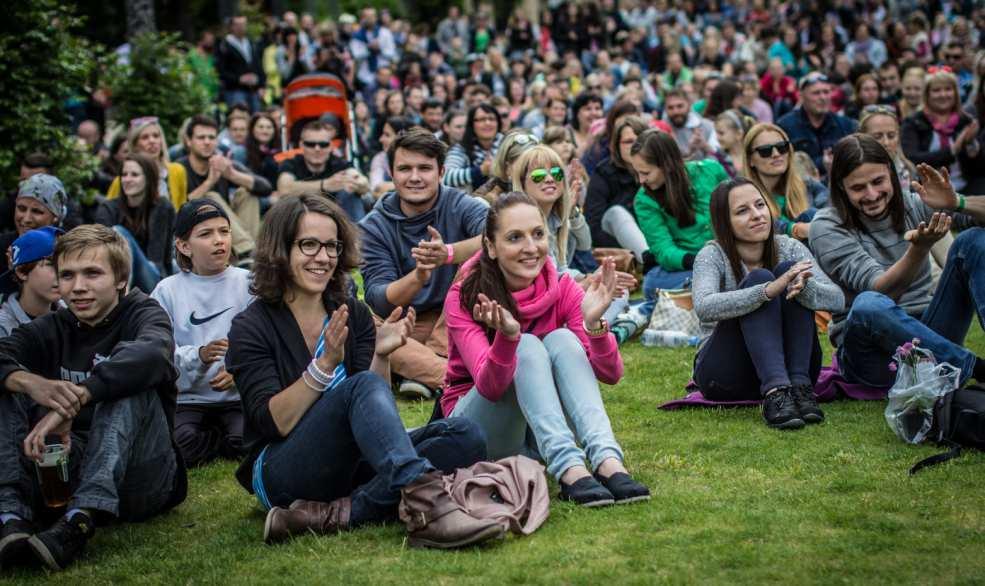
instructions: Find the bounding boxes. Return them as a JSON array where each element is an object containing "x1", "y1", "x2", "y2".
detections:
[
  {"x1": 0, "y1": 1, "x2": 100, "y2": 198},
  {"x1": 104, "y1": 31, "x2": 212, "y2": 147}
]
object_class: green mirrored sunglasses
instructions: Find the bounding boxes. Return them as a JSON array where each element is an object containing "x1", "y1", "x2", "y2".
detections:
[{"x1": 529, "y1": 166, "x2": 565, "y2": 183}]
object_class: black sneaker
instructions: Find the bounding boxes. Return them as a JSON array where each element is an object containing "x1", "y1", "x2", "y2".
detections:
[
  {"x1": 559, "y1": 476, "x2": 615, "y2": 507},
  {"x1": 594, "y1": 472, "x2": 651, "y2": 504},
  {"x1": 27, "y1": 513, "x2": 94, "y2": 571},
  {"x1": 0, "y1": 517, "x2": 34, "y2": 569},
  {"x1": 763, "y1": 387, "x2": 805, "y2": 430},
  {"x1": 792, "y1": 383, "x2": 825, "y2": 424}
]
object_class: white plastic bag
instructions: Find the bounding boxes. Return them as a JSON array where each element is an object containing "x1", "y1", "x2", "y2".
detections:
[{"x1": 884, "y1": 341, "x2": 961, "y2": 444}]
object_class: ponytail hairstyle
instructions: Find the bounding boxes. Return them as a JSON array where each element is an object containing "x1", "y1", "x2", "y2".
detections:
[
  {"x1": 709, "y1": 177, "x2": 778, "y2": 281},
  {"x1": 459, "y1": 191, "x2": 542, "y2": 336},
  {"x1": 630, "y1": 129, "x2": 695, "y2": 226}
]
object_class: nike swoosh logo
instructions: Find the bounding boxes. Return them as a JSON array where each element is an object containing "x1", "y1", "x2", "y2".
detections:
[{"x1": 189, "y1": 308, "x2": 233, "y2": 326}]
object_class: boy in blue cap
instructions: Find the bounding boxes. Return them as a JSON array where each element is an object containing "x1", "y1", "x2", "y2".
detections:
[{"x1": 0, "y1": 227, "x2": 62, "y2": 337}]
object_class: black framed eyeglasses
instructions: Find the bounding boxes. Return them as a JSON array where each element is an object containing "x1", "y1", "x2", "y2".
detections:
[
  {"x1": 302, "y1": 140, "x2": 332, "y2": 149},
  {"x1": 752, "y1": 140, "x2": 791, "y2": 158},
  {"x1": 295, "y1": 238, "x2": 344, "y2": 258}
]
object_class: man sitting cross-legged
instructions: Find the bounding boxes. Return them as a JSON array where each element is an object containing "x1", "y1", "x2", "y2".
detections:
[
  {"x1": 359, "y1": 128, "x2": 487, "y2": 399},
  {"x1": 0, "y1": 225, "x2": 185, "y2": 572}
]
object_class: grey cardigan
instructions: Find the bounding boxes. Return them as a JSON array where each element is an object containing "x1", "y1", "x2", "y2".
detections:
[{"x1": 692, "y1": 235, "x2": 845, "y2": 338}]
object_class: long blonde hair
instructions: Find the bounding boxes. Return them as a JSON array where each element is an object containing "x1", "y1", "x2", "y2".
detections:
[
  {"x1": 743, "y1": 122, "x2": 809, "y2": 220},
  {"x1": 126, "y1": 118, "x2": 171, "y2": 167},
  {"x1": 511, "y1": 145, "x2": 573, "y2": 263}
]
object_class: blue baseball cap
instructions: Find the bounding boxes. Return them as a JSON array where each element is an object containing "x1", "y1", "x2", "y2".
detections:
[{"x1": 2, "y1": 226, "x2": 63, "y2": 284}]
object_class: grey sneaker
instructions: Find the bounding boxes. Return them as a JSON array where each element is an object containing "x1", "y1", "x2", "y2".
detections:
[{"x1": 398, "y1": 380, "x2": 433, "y2": 400}]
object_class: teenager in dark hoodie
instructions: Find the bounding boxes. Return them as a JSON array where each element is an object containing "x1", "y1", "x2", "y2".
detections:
[
  {"x1": 0, "y1": 225, "x2": 185, "y2": 572},
  {"x1": 358, "y1": 128, "x2": 487, "y2": 399}
]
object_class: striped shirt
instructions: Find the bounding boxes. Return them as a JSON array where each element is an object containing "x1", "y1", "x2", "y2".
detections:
[{"x1": 442, "y1": 133, "x2": 504, "y2": 191}]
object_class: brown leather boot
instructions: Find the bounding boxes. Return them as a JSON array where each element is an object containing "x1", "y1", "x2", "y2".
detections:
[
  {"x1": 398, "y1": 471, "x2": 506, "y2": 549},
  {"x1": 263, "y1": 497, "x2": 351, "y2": 545}
]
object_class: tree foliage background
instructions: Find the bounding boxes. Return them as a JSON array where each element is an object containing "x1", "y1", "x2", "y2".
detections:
[
  {"x1": 0, "y1": 0, "x2": 100, "y2": 197},
  {"x1": 104, "y1": 32, "x2": 211, "y2": 146}
]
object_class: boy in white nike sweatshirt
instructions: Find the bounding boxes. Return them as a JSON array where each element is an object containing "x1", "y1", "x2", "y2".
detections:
[{"x1": 151, "y1": 200, "x2": 254, "y2": 467}]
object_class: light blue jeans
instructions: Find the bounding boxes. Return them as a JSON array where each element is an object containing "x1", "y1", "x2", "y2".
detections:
[{"x1": 450, "y1": 329, "x2": 624, "y2": 480}]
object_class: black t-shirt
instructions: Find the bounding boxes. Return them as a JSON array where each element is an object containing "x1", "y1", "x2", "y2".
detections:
[{"x1": 278, "y1": 153, "x2": 352, "y2": 183}]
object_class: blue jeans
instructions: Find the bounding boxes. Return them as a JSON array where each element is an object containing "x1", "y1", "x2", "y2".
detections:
[
  {"x1": 694, "y1": 263, "x2": 822, "y2": 400},
  {"x1": 113, "y1": 225, "x2": 162, "y2": 294},
  {"x1": 838, "y1": 228, "x2": 985, "y2": 388},
  {"x1": 639, "y1": 266, "x2": 693, "y2": 315},
  {"x1": 450, "y1": 329, "x2": 624, "y2": 480},
  {"x1": 258, "y1": 372, "x2": 486, "y2": 526}
]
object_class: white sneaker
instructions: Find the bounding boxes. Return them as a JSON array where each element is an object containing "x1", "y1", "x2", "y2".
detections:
[{"x1": 398, "y1": 380, "x2": 433, "y2": 400}]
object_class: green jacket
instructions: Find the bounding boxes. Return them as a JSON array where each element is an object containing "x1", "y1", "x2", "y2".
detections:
[{"x1": 634, "y1": 159, "x2": 728, "y2": 271}]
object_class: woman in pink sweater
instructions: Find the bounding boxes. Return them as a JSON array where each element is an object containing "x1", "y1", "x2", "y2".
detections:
[{"x1": 443, "y1": 192, "x2": 649, "y2": 507}]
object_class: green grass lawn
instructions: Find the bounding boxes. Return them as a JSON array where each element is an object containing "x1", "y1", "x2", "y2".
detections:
[{"x1": 7, "y1": 330, "x2": 985, "y2": 584}]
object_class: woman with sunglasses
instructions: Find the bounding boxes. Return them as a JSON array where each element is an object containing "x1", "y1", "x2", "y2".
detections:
[
  {"x1": 443, "y1": 104, "x2": 504, "y2": 192},
  {"x1": 510, "y1": 145, "x2": 592, "y2": 280},
  {"x1": 691, "y1": 178, "x2": 843, "y2": 429},
  {"x1": 443, "y1": 191, "x2": 649, "y2": 507},
  {"x1": 473, "y1": 128, "x2": 540, "y2": 204},
  {"x1": 629, "y1": 129, "x2": 730, "y2": 299},
  {"x1": 543, "y1": 126, "x2": 589, "y2": 207},
  {"x1": 225, "y1": 194, "x2": 490, "y2": 546},
  {"x1": 106, "y1": 116, "x2": 188, "y2": 210},
  {"x1": 743, "y1": 123, "x2": 829, "y2": 241},
  {"x1": 901, "y1": 69, "x2": 983, "y2": 193}
]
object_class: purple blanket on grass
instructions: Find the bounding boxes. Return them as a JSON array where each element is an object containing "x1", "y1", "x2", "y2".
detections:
[{"x1": 659, "y1": 355, "x2": 888, "y2": 410}]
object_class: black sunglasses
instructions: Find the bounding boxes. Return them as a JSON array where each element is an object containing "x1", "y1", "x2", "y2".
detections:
[
  {"x1": 302, "y1": 140, "x2": 332, "y2": 149},
  {"x1": 753, "y1": 140, "x2": 791, "y2": 158},
  {"x1": 295, "y1": 238, "x2": 343, "y2": 258}
]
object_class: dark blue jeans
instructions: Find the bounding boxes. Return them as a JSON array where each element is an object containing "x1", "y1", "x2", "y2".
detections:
[
  {"x1": 693, "y1": 262, "x2": 822, "y2": 401},
  {"x1": 838, "y1": 228, "x2": 985, "y2": 388},
  {"x1": 0, "y1": 390, "x2": 177, "y2": 522},
  {"x1": 258, "y1": 371, "x2": 486, "y2": 526}
]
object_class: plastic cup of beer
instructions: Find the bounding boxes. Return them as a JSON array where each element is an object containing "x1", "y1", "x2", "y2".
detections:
[{"x1": 35, "y1": 443, "x2": 70, "y2": 508}]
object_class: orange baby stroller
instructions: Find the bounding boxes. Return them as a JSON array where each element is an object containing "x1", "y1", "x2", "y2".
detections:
[{"x1": 275, "y1": 73, "x2": 360, "y2": 169}]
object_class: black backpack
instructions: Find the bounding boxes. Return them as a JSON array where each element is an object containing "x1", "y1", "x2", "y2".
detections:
[{"x1": 910, "y1": 384, "x2": 985, "y2": 475}]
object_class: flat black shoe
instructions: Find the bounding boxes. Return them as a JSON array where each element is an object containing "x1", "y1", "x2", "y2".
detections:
[
  {"x1": 559, "y1": 476, "x2": 615, "y2": 508},
  {"x1": 594, "y1": 472, "x2": 650, "y2": 504},
  {"x1": 0, "y1": 518, "x2": 34, "y2": 569},
  {"x1": 27, "y1": 513, "x2": 94, "y2": 571},
  {"x1": 792, "y1": 384, "x2": 825, "y2": 424},
  {"x1": 763, "y1": 387, "x2": 805, "y2": 430}
]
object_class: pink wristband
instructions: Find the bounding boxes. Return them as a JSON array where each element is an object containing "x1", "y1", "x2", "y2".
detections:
[{"x1": 445, "y1": 243, "x2": 455, "y2": 264}]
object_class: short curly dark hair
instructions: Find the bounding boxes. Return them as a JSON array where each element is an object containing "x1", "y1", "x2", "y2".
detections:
[{"x1": 250, "y1": 194, "x2": 361, "y2": 305}]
